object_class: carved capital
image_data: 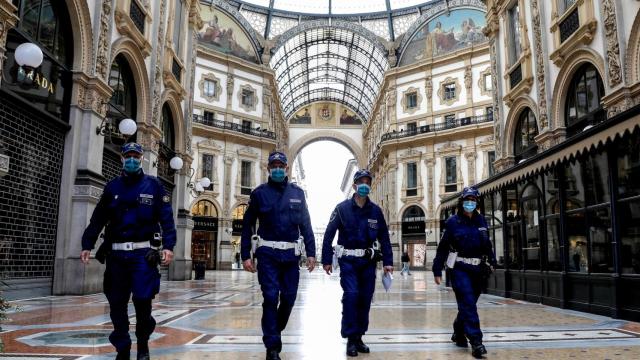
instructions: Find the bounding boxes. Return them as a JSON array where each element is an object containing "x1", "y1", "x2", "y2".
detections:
[{"x1": 73, "y1": 72, "x2": 113, "y2": 116}]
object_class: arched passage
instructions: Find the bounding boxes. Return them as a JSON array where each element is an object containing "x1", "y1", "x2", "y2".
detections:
[{"x1": 288, "y1": 130, "x2": 365, "y2": 167}]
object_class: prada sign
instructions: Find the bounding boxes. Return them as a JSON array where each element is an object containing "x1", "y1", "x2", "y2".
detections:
[
  {"x1": 402, "y1": 221, "x2": 425, "y2": 235},
  {"x1": 193, "y1": 216, "x2": 218, "y2": 231}
]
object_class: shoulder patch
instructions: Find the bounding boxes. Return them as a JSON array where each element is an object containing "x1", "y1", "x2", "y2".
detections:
[
  {"x1": 329, "y1": 209, "x2": 337, "y2": 222},
  {"x1": 163, "y1": 195, "x2": 171, "y2": 203}
]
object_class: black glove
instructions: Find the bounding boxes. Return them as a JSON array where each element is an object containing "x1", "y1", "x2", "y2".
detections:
[
  {"x1": 95, "y1": 242, "x2": 110, "y2": 264},
  {"x1": 479, "y1": 255, "x2": 493, "y2": 279},
  {"x1": 144, "y1": 248, "x2": 161, "y2": 267}
]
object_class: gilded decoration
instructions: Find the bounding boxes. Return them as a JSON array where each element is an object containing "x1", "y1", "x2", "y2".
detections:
[
  {"x1": 401, "y1": 87, "x2": 423, "y2": 115},
  {"x1": 602, "y1": 0, "x2": 622, "y2": 87},
  {"x1": 237, "y1": 84, "x2": 258, "y2": 112},
  {"x1": 437, "y1": 77, "x2": 461, "y2": 106},
  {"x1": 199, "y1": 72, "x2": 222, "y2": 102}
]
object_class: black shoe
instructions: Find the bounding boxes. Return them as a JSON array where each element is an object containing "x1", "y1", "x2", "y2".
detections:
[
  {"x1": 115, "y1": 351, "x2": 131, "y2": 360},
  {"x1": 346, "y1": 340, "x2": 358, "y2": 357},
  {"x1": 451, "y1": 333, "x2": 468, "y2": 347},
  {"x1": 471, "y1": 344, "x2": 487, "y2": 359},
  {"x1": 355, "y1": 337, "x2": 370, "y2": 353},
  {"x1": 266, "y1": 349, "x2": 281, "y2": 360},
  {"x1": 136, "y1": 351, "x2": 150, "y2": 360}
]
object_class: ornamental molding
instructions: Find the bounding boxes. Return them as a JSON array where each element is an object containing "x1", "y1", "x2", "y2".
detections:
[
  {"x1": 152, "y1": 0, "x2": 167, "y2": 127},
  {"x1": 398, "y1": 148, "x2": 423, "y2": 161},
  {"x1": 95, "y1": 0, "x2": 114, "y2": 80},
  {"x1": 237, "y1": 84, "x2": 258, "y2": 112},
  {"x1": 237, "y1": 146, "x2": 259, "y2": 159},
  {"x1": 398, "y1": 0, "x2": 487, "y2": 61},
  {"x1": 73, "y1": 72, "x2": 113, "y2": 116},
  {"x1": 113, "y1": 5, "x2": 152, "y2": 58},
  {"x1": 425, "y1": 77, "x2": 433, "y2": 99},
  {"x1": 477, "y1": 67, "x2": 492, "y2": 97},
  {"x1": 198, "y1": 72, "x2": 223, "y2": 102},
  {"x1": 530, "y1": 0, "x2": 549, "y2": 130},
  {"x1": 197, "y1": 139, "x2": 223, "y2": 153},
  {"x1": 73, "y1": 185, "x2": 104, "y2": 200},
  {"x1": 437, "y1": 77, "x2": 461, "y2": 106},
  {"x1": 437, "y1": 141, "x2": 463, "y2": 155},
  {"x1": 489, "y1": 39, "x2": 503, "y2": 157},
  {"x1": 400, "y1": 87, "x2": 423, "y2": 115},
  {"x1": 602, "y1": 0, "x2": 622, "y2": 87}
]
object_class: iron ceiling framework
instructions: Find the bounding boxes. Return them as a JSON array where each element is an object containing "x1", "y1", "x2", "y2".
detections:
[{"x1": 270, "y1": 26, "x2": 389, "y2": 122}]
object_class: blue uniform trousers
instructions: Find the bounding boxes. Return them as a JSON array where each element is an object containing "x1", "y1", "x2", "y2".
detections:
[
  {"x1": 339, "y1": 258, "x2": 376, "y2": 339},
  {"x1": 450, "y1": 266, "x2": 483, "y2": 345},
  {"x1": 104, "y1": 249, "x2": 160, "y2": 352},
  {"x1": 256, "y1": 253, "x2": 300, "y2": 350}
]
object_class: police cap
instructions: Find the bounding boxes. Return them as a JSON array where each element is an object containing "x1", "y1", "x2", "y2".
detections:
[
  {"x1": 353, "y1": 169, "x2": 373, "y2": 183},
  {"x1": 461, "y1": 186, "x2": 480, "y2": 199},
  {"x1": 268, "y1": 151, "x2": 287, "y2": 165},
  {"x1": 121, "y1": 142, "x2": 144, "y2": 155}
]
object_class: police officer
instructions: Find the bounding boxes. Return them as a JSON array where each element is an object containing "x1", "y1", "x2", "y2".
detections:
[
  {"x1": 432, "y1": 186, "x2": 496, "y2": 359},
  {"x1": 240, "y1": 151, "x2": 316, "y2": 360},
  {"x1": 321, "y1": 169, "x2": 393, "y2": 357},
  {"x1": 80, "y1": 143, "x2": 176, "y2": 360}
]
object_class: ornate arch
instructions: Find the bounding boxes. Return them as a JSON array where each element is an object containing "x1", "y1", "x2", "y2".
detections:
[
  {"x1": 66, "y1": 0, "x2": 94, "y2": 72},
  {"x1": 160, "y1": 89, "x2": 185, "y2": 154},
  {"x1": 189, "y1": 195, "x2": 222, "y2": 217},
  {"x1": 398, "y1": 203, "x2": 427, "y2": 223},
  {"x1": 210, "y1": 0, "x2": 262, "y2": 63},
  {"x1": 288, "y1": 130, "x2": 365, "y2": 168},
  {"x1": 504, "y1": 95, "x2": 539, "y2": 158},
  {"x1": 625, "y1": 12, "x2": 640, "y2": 84},
  {"x1": 550, "y1": 49, "x2": 606, "y2": 130},
  {"x1": 110, "y1": 37, "x2": 152, "y2": 126}
]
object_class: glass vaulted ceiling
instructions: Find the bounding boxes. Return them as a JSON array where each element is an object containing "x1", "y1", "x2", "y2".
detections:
[
  {"x1": 270, "y1": 26, "x2": 389, "y2": 123},
  {"x1": 240, "y1": 0, "x2": 431, "y2": 15}
]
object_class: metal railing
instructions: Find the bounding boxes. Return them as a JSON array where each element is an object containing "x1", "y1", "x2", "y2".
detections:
[
  {"x1": 129, "y1": 0, "x2": 145, "y2": 35},
  {"x1": 559, "y1": 8, "x2": 580, "y2": 43},
  {"x1": 172, "y1": 58, "x2": 181, "y2": 83},
  {"x1": 192, "y1": 114, "x2": 276, "y2": 139},
  {"x1": 509, "y1": 63, "x2": 523, "y2": 89},
  {"x1": 380, "y1": 114, "x2": 493, "y2": 142}
]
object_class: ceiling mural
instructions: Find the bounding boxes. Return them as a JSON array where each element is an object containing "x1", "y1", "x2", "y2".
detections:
[
  {"x1": 199, "y1": 7, "x2": 259, "y2": 63},
  {"x1": 399, "y1": 8, "x2": 487, "y2": 66}
]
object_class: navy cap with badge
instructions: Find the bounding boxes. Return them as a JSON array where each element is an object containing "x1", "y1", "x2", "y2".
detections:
[
  {"x1": 353, "y1": 169, "x2": 373, "y2": 183},
  {"x1": 121, "y1": 142, "x2": 144, "y2": 155},
  {"x1": 268, "y1": 151, "x2": 287, "y2": 165},
  {"x1": 460, "y1": 186, "x2": 480, "y2": 199}
]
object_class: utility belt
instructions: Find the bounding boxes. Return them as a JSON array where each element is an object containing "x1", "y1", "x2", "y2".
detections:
[
  {"x1": 111, "y1": 241, "x2": 160, "y2": 251},
  {"x1": 334, "y1": 242, "x2": 382, "y2": 261},
  {"x1": 251, "y1": 235, "x2": 304, "y2": 256},
  {"x1": 446, "y1": 252, "x2": 486, "y2": 268}
]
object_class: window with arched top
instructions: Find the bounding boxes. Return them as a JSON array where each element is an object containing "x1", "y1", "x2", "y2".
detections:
[
  {"x1": 192, "y1": 200, "x2": 217, "y2": 217},
  {"x1": 514, "y1": 108, "x2": 538, "y2": 162},
  {"x1": 565, "y1": 63, "x2": 605, "y2": 137},
  {"x1": 16, "y1": 0, "x2": 72, "y2": 65},
  {"x1": 161, "y1": 103, "x2": 175, "y2": 149},
  {"x1": 157, "y1": 103, "x2": 177, "y2": 187},
  {"x1": 402, "y1": 206, "x2": 425, "y2": 222}
]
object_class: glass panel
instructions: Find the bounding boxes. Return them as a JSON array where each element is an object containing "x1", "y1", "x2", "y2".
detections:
[
  {"x1": 407, "y1": 162, "x2": 417, "y2": 189},
  {"x1": 582, "y1": 152, "x2": 610, "y2": 206},
  {"x1": 620, "y1": 199, "x2": 640, "y2": 274},
  {"x1": 522, "y1": 186, "x2": 541, "y2": 270},
  {"x1": 202, "y1": 154, "x2": 214, "y2": 190},
  {"x1": 575, "y1": 73, "x2": 588, "y2": 119},
  {"x1": 508, "y1": 4, "x2": 522, "y2": 65},
  {"x1": 494, "y1": 191, "x2": 505, "y2": 268},
  {"x1": 173, "y1": 0, "x2": 183, "y2": 55},
  {"x1": 390, "y1": 0, "x2": 427, "y2": 9},
  {"x1": 37, "y1": 2, "x2": 56, "y2": 56},
  {"x1": 567, "y1": 211, "x2": 587, "y2": 272},
  {"x1": 332, "y1": 0, "x2": 387, "y2": 14},
  {"x1": 488, "y1": 151, "x2": 496, "y2": 177},
  {"x1": 617, "y1": 132, "x2": 640, "y2": 199},
  {"x1": 564, "y1": 161, "x2": 586, "y2": 211},
  {"x1": 20, "y1": 0, "x2": 41, "y2": 39},
  {"x1": 585, "y1": 66, "x2": 600, "y2": 113},
  {"x1": 272, "y1": 0, "x2": 330, "y2": 14},
  {"x1": 588, "y1": 207, "x2": 613, "y2": 273},
  {"x1": 506, "y1": 186, "x2": 521, "y2": 269},
  {"x1": 241, "y1": 161, "x2": 252, "y2": 189},
  {"x1": 545, "y1": 169, "x2": 561, "y2": 215},
  {"x1": 546, "y1": 217, "x2": 562, "y2": 271},
  {"x1": 161, "y1": 104, "x2": 174, "y2": 148},
  {"x1": 445, "y1": 157, "x2": 456, "y2": 185}
]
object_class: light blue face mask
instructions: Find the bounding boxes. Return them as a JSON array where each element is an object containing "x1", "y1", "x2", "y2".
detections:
[
  {"x1": 356, "y1": 183, "x2": 371, "y2": 197},
  {"x1": 123, "y1": 157, "x2": 141, "y2": 173},
  {"x1": 463, "y1": 200, "x2": 477, "y2": 213},
  {"x1": 270, "y1": 167, "x2": 286, "y2": 182}
]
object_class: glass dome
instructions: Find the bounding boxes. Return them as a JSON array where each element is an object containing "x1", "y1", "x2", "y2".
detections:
[{"x1": 239, "y1": 0, "x2": 434, "y2": 15}]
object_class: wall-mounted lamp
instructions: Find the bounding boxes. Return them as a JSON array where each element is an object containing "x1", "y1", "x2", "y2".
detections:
[
  {"x1": 4, "y1": 42, "x2": 44, "y2": 85},
  {"x1": 96, "y1": 113, "x2": 137, "y2": 139},
  {"x1": 186, "y1": 167, "x2": 211, "y2": 197}
]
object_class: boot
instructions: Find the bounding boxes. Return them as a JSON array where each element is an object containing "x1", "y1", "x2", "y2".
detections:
[
  {"x1": 266, "y1": 349, "x2": 281, "y2": 360},
  {"x1": 471, "y1": 344, "x2": 487, "y2": 359},
  {"x1": 136, "y1": 342, "x2": 150, "y2": 360},
  {"x1": 451, "y1": 333, "x2": 468, "y2": 347},
  {"x1": 346, "y1": 339, "x2": 358, "y2": 357},
  {"x1": 355, "y1": 336, "x2": 370, "y2": 353},
  {"x1": 115, "y1": 350, "x2": 130, "y2": 360}
]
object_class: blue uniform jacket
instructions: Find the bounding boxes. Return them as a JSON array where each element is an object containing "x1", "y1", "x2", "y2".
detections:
[
  {"x1": 81, "y1": 170, "x2": 177, "y2": 251},
  {"x1": 432, "y1": 211, "x2": 496, "y2": 277},
  {"x1": 240, "y1": 177, "x2": 316, "y2": 261},
  {"x1": 321, "y1": 196, "x2": 393, "y2": 267}
]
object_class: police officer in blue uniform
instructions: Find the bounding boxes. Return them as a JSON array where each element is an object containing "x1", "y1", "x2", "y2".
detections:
[
  {"x1": 321, "y1": 169, "x2": 393, "y2": 357},
  {"x1": 80, "y1": 143, "x2": 176, "y2": 360},
  {"x1": 240, "y1": 151, "x2": 316, "y2": 360},
  {"x1": 432, "y1": 186, "x2": 496, "y2": 359}
]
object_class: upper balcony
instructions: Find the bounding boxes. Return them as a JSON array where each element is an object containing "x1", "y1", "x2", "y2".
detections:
[
  {"x1": 380, "y1": 114, "x2": 493, "y2": 142},
  {"x1": 192, "y1": 114, "x2": 276, "y2": 140}
]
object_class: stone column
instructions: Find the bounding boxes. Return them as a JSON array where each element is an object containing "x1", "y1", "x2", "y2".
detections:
[
  {"x1": 0, "y1": 1, "x2": 18, "y2": 87},
  {"x1": 225, "y1": 75, "x2": 234, "y2": 123},
  {"x1": 168, "y1": 156, "x2": 193, "y2": 280},
  {"x1": 424, "y1": 158, "x2": 435, "y2": 218},
  {"x1": 465, "y1": 152, "x2": 477, "y2": 185},
  {"x1": 53, "y1": 74, "x2": 114, "y2": 295}
]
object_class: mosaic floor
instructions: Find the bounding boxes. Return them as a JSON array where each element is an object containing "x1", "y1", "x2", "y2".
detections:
[{"x1": 2, "y1": 270, "x2": 640, "y2": 359}]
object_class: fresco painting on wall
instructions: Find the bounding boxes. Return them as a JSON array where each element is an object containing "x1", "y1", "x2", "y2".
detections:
[
  {"x1": 198, "y1": 8, "x2": 258, "y2": 63},
  {"x1": 399, "y1": 9, "x2": 487, "y2": 67},
  {"x1": 290, "y1": 107, "x2": 312, "y2": 124},
  {"x1": 339, "y1": 108, "x2": 361, "y2": 125}
]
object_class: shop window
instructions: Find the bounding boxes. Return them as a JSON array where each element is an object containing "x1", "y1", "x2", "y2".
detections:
[
  {"x1": 544, "y1": 169, "x2": 562, "y2": 271},
  {"x1": 16, "y1": 0, "x2": 71, "y2": 64},
  {"x1": 565, "y1": 63, "x2": 605, "y2": 137},
  {"x1": 514, "y1": 108, "x2": 538, "y2": 162},
  {"x1": 521, "y1": 183, "x2": 542, "y2": 270},
  {"x1": 617, "y1": 132, "x2": 640, "y2": 274},
  {"x1": 506, "y1": 186, "x2": 521, "y2": 270},
  {"x1": 488, "y1": 151, "x2": 496, "y2": 177}
]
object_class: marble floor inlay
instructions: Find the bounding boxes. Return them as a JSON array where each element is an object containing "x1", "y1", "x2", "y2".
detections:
[{"x1": 1, "y1": 271, "x2": 640, "y2": 359}]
